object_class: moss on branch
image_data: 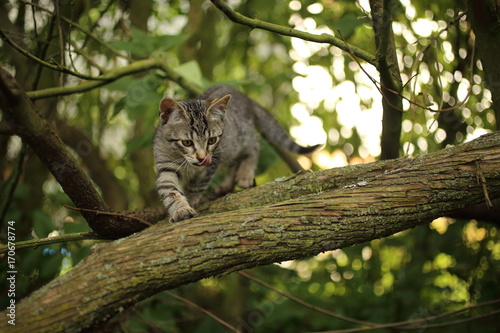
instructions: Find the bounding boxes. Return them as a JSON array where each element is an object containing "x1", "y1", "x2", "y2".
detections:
[{"x1": 2, "y1": 131, "x2": 500, "y2": 332}]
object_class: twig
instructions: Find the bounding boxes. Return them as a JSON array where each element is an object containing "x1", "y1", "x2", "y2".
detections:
[
  {"x1": 0, "y1": 29, "x2": 102, "y2": 81},
  {"x1": 68, "y1": 39, "x2": 107, "y2": 74},
  {"x1": 322, "y1": 301, "x2": 500, "y2": 332},
  {"x1": 338, "y1": 29, "x2": 473, "y2": 114},
  {"x1": 475, "y1": 160, "x2": 493, "y2": 208},
  {"x1": 397, "y1": 309, "x2": 500, "y2": 331},
  {"x1": 23, "y1": 1, "x2": 127, "y2": 60},
  {"x1": 240, "y1": 271, "x2": 500, "y2": 333},
  {"x1": 165, "y1": 291, "x2": 240, "y2": 332},
  {"x1": 0, "y1": 232, "x2": 105, "y2": 254},
  {"x1": 80, "y1": 0, "x2": 116, "y2": 50},
  {"x1": 26, "y1": 57, "x2": 202, "y2": 100},
  {"x1": 0, "y1": 145, "x2": 26, "y2": 223},
  {"x1": 55, "y1": 0, "x2": 65, "y2": 86},
  {"x1": 64, "y1": 205, "x2": 153, "y2": 226},
  {"x1": 209, "y1": 0, "x2": 377, "y2": 66},
  {"x1": 238, "y1": 271, "x2": 375, "y2": 327}
]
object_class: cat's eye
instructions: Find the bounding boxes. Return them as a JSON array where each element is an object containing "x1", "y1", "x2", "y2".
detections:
[
  {"x1": 207, "y1": 137, "x2": 218, "y2": 145},
  {"x1": 181, "y1": 140, "x2": 194, "y2": 147}
]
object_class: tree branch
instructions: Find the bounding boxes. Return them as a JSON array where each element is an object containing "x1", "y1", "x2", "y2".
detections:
[
  {"x1": 2, "y1": 129, "x2": 500, "y2": 332},
  {"x1": 0, "y1": 28, "x2": 103, "y2": 81},
  {"x1": 0, "y1": 67, "x2": 147, "y2": 238},
  {"x1": 369, "y1": 0, "x2": 404, "y2": 159},
  {"x1": 55, "y1": 120, "x2": 129, "y2": 210},
  {"x1": 22, "y1": 0, "x2": 127, "y2": 60},
  {"x1": 468, "y1": 0, "x2": 500, "y2": 129},
  {"x1": 25, "y1": 57, "x2": 202, "y2": 100},
  {"x1": 209, "y1": 0, "x2": 377, "y2": 66},
  {"x1": 0, "y1": 232, "x2": 104, "y2": 253}
]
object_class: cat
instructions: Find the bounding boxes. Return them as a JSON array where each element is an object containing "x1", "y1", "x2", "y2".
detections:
[{"x1": 153, "y1": 85, "x2": 321, "y2": 222}]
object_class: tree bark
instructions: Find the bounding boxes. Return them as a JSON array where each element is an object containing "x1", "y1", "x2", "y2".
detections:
[
  {"x1": 2, "y1": 129, "x2": 500, "y2": 332},
  {"x1": 468, "y1": 0, "x2": 500, "y2": 129},
  {"x1": 56, "y1": 120, "x2": 129, "y2": 211},
  {"x1": 0, "y1": 67, "x2": 139, "y2": 238},
  {"x1": 369, "y1": 0, "x2": 404, "y2": 159}
]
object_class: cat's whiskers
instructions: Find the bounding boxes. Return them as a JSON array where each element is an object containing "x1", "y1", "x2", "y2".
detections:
[{"x1": 154, "y1": 85, "x2": 320, "y2": 223}]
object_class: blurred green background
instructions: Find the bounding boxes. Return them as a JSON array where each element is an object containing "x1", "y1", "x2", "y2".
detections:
[{"x1": 0, "y1": 0, "x2": 498, "y2": 331}]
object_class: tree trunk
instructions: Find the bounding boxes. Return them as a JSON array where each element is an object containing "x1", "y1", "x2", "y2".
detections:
[
  {"x1": 369, "y1": 0, "x2": 404, "y2": 159},
  {"x1": 468, "y1": 0, "x2": 500, "y2": 129},
  {"x1": 2, "y1": 129, "x2": 500, "y2": 332}
]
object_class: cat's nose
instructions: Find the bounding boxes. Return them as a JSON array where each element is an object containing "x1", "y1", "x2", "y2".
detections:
[{"x1": 196, "y1": 154, "x2": 211, "y2": 166}]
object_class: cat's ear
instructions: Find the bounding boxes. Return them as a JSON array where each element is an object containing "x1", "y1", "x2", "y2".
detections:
[
  {"x1": 159, "y1": 98, "x2": 187, "y2": 124},
  {"x1": 206, "y1": 94, "x2": 231, "y2": 118}
]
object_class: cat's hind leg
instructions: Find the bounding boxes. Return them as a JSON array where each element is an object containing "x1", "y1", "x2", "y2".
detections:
[
  {"x1": 234, "y1": 149, "x2": 258, "y2": 189},
  {"x1": 213, "y1": 164, "x2": 238, "y2": 196}
]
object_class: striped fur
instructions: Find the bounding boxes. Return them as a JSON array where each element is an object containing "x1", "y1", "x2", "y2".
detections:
[{"x1": 154, "y1": 85, "x2": 321, "y2": 222}]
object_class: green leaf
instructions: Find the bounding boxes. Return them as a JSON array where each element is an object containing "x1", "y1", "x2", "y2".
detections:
[
  {"x1": 109, "y1": 27, "x2": 189, "y2": 57},
  {"x1": 104, "y1": 76, "x2": 137, "y2": 92},
  {"x1": 110, "y1": 96, "x2": 127, "y2": 120},
  {"x1": 108, "y1": 40, "x2": 149, "y2": 58},
  {"x1": 174, "y1": 61, "x2": 205, "y2": 88},
  {"x1": 334, "y1": 14, "x2": 370, "y2": 39},
  {"x1": 153, "y1": 33, "x2": 190, "y2": 51},
  {"x1": 105, "y1": 73, "x2": 163, "y2": 120}
]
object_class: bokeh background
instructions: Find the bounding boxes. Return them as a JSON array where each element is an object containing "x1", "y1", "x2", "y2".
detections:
[{"x1": 1, "y1": 0, "x2": 499, "y2": 331}]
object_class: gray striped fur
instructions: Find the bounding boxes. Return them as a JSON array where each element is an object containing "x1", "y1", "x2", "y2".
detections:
[{"x1": 154, "y1": 85, "x2": 321, "y2": 222}]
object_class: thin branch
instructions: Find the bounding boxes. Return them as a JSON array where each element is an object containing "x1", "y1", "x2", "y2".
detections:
[
  {"x1": 80, "y1": 0, "x2": 116, "y2": 50},
  {"x1": 0, "y1": 145, "x2": 26, "y2": 223},
  {"x1": 65, "y1": 205, "x2": 153, "y2": 227},
  {"x1": 0, "y1": 232, "x2": 106, "y2": 254},
  {"x1": 209, "y1": 0, "x2": 377, "y2": 66},
  {"x1": 68, "y1": 39, "x2": 107, "y2": 74},
  {"x1": 398, "y1": 308, "x2": 500, "y2": 331},
  {"x1": 475, "y1": 160, "x2": 493, "y2": 208},
  {"x1": 165, "y1": 291, "x2": 239, "y2": 332},
  {"x1": 32, "y1": 12, "x2": 57, "y2": 90},
  {"x1": 241, "y1": 271, "x2": 500, "y2": 333},
  {"x1": 340, "y1": 31, "x2": 473, "y2": 114},
  {"x1": 26, "y1": 57, "x2": 202, "y2": 100},
  {"x1": 322, "y1": 300, "x2": 500, "y2": 332},
  {"x1": 23, "y1": 1, "x2": 127, "y2": 60},
  {"x1": 238, "y1": 271, "x2": 375, "y2": 327},
  {"x1": 54, "y1": 0, "x2": 65, "y2": 86},
  {"x1": 0, "y1": 29, "x2": 103, "y2": 81}
]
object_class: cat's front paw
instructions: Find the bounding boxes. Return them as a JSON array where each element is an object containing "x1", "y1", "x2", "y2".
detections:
[
  {"x1": 236, "y1": 176, "x2": 255, "y2": 189},
  {"x1": 170, "y1": 207, "x2": 198, "y2": 222}
]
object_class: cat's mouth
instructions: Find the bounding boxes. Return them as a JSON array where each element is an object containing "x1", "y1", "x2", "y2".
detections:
[{"x1": 195, "y1": 154, "x2": 211, "y2": 166}]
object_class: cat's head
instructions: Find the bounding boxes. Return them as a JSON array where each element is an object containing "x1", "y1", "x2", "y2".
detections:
[{"x1": 157, "y1": 94, "x2": 231, "y2": 166}]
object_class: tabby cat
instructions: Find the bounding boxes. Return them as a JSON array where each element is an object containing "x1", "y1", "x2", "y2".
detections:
[{"x1": 153, "y1": 85, "x2": 321, "y2": 222}]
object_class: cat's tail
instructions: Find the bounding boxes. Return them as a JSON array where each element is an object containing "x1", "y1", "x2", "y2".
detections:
[{"x1": 251, "y1": 102, "x2": 323, "y2": 155}]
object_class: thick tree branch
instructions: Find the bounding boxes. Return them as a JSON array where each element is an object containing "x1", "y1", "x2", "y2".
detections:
[
  {"x1": 2, "y1": 130, "x2": 499, "y2": 332},
  {"x1": 55, "y1": 120, "x2": 129, "y2": 210},
  {"x1": 0, "y1": 67, "x2": 149, "y2": 238},
  {"x1": 209, "y1": 0, "x2": 377, "y2": 66}
]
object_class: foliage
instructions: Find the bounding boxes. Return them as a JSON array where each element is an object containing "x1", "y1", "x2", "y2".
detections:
[{"x1": 0, "y1": 0, "x2": 498, "y2": 332}]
